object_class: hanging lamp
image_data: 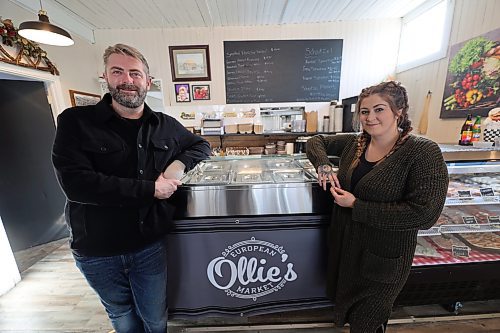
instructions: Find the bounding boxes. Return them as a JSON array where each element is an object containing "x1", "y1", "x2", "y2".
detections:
[{"x1": 18, "y1": 0, "x2": 74, "y2": 46}]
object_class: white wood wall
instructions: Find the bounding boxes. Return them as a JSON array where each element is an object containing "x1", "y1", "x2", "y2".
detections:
[
  {"x1": 92, "y1": 0, "x2": 500, "y2": 143},
  {"x1": 93, "y1": 19, "x2": 401, "y2": 122},
  {"x1": 3, "y1": 0, "x2": 499, "y2": 143},
  {"x1": 95, "y1": 23, "x2": 401, "y2": 104},
  {"x1": 398, "y1": 0, "x2": 500, "y2": 143}
]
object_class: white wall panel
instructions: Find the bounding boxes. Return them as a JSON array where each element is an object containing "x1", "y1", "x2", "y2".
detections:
[
  {"x1": 398, "y1": 0, "x2": 500, "y2": 143},
  {"x1": 94, "y1": 19, "x2": 400, "y2": 105},
  {"x1": 5, "y1": 0, "x2": 496, "y2": 143},
  {"x1": 90, "y1": 19, "x2": 400, "y2": 127}
]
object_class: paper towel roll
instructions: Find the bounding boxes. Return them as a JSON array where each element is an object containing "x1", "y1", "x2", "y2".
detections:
[
  {"x1": 334, "y1": 105, "x2": 343, "y2": 132},
  {"x1": 329, "y1": 107, "x2": 335, "y2": 132}
]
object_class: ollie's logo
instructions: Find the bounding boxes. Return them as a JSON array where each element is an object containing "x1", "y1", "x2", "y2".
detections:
[{"x1": 207, "y1": 237, "x2": 297, "y2": 301}]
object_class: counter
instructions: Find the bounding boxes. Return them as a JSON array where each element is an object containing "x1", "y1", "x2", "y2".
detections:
[
  {"x1": 167, "y1": 155, "x2": 332, "y2": 317},
  {"x1": 166, "y1": 145, "x2": 500, "y2": 317}
]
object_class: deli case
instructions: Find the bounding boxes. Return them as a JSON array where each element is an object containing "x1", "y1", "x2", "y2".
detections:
[
  {"x1": 397, "y1": 145, "x2": 500, "y2": 307},
  {"x1": 166, "y1": 145, "x2": 500, "y2": 318}
]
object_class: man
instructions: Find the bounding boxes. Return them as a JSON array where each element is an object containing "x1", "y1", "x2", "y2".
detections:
[{"x1": 52, "y1": 44, "x2": 210, "y2": 333}]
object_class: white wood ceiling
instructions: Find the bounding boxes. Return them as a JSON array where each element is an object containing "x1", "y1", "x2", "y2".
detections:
[{"x1": 9, "y1": 0, "x2": 429, "y2": 43}]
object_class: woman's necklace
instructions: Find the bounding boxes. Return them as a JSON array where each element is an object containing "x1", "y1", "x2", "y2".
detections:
[{"x1": 366, "y1": 132, "x2": 401, "y2": 163}]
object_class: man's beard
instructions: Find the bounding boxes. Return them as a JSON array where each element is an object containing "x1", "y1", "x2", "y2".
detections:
[{"x1": 108, "y1": 83, "x2": 147, "y2": 109}]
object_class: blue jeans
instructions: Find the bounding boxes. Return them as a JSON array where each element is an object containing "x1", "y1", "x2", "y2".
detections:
[{"x1": 73, "y1": 240, "x2": 168, "y2": 333}]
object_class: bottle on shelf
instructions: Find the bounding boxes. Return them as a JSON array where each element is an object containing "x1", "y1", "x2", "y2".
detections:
[
  {"x1": 459, "y1": 114, "x2": 473, "y2": 146},
  {"x1": 328, "y1": 101, "x2": 336, "y2": 132},
  {"x1": 334, "y1": 104, "x2": 343, "y2": 132},
  {"x1": 471, "y1": 116, "x2": 481, "y2": 143},
  {"x1": 323, "y1": 115, "x2": 330, "y2": 132}
]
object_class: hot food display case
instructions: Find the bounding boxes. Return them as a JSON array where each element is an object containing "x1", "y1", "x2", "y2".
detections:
[{"x1": 166, "y1": 145, "x2": 500, "y2": 318}]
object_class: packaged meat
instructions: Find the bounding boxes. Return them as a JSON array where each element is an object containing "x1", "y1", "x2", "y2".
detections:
[
  {"x1": 415, "y1": 238, "x2": 444, "y2": 258},
  {"x1": 428, "y1": 235, "x2": 466, "y2": 250}
]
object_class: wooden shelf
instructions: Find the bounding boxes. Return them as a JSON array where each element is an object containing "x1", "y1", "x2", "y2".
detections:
[{"x1": 201, "y1": 132, "x2": 335, "y2": 148}]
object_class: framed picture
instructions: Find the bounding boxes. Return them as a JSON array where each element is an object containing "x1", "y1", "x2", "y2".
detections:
[
  {"x1": 69, "y1": 90, "x2": 101, "y2": 107},
  {"x1": 169, "y1": 45, "x2": 211, "y2": 82},
  {"x1": 439, "y1": 27, "x2": 500, "y2": 118},
  {"x1": 174, "y1": 83, "x2": 191, "y2": 102},
  {"x1": 192, "y1": 84, "x2": 210, "y2": 100}
]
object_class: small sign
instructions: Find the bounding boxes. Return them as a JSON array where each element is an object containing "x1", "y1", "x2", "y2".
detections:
[
  {"x1": 462, "y1": 216, "x2": 480, "y2": 229},
  {"x1": 180, "y1": 112, "x2": 195, "y2": 120},
  {"x1": 462, "y1": 216, "x2": 478, "y2": 224},
  {"x1": 482, "y1": 196, "x2": 498, "y2": 203},
  {"x1": 488, "y1": 215, "x2": 500, "y2": 223},
  {"x1": 452, "y1": 245, "x2": 470, "y2": 257},
  {"x1": 489, "y1": 215, "x2": 500, "y2": 229},
  {"x1": 480, "y1": 188, "x2": 495, "y2": 197},
  {"x1": 458, "y1": 190, "x2": 472, "y2": 198}
]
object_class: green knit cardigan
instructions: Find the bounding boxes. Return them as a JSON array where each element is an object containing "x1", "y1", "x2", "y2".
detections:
[{"x1": 306, "y1": 133, "x2": 449, "y2": 332}]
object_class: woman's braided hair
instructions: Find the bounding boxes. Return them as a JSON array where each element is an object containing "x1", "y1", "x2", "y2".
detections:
[{"x1": 349, "y1": 81, "x2": 413, "y2": 170}]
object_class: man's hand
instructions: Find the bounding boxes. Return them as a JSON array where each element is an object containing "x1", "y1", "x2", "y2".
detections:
[{"x1": 154, "y1": 174, "x2": 182, "y2": 199}]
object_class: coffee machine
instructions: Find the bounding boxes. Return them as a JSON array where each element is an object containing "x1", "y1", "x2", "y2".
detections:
[{"x1": 260, "y1": 106, "x2": 305, "y2": 133}]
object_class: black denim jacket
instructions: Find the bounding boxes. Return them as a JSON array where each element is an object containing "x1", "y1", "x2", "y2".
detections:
[{"x1": 52, "y1": 94, "x2": 210, "y2": 256}]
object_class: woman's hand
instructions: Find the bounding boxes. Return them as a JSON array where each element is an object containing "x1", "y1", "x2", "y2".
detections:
[
  {"x1": 328, "y1": 174, "x2": 355, "y2": 208},
  {"x1": 318, "y1": 165, "x2": 340, "y2": 191}
]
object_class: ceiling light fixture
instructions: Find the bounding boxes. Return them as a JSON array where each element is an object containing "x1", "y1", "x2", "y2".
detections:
[{"x1": 18, "y1": 0, "x2": 74, "y2": 46}]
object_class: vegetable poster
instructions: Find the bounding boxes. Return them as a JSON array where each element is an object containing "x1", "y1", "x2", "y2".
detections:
[{"x1": 440, "y1": 27, "x2": 500, "y2": 118}]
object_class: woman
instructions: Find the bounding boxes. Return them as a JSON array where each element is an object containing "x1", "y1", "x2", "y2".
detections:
[{"x1": 306, "y1": 81, "x2": 449, "y2": 332}]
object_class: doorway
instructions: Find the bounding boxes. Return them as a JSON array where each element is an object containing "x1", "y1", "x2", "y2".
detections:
[{"x1": 0, "y1": 79, "x2": 67, "y2": 251}]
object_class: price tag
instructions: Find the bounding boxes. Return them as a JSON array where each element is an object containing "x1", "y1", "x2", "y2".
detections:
[
  {"x1": 458, "y1": 190, "x2": 472, "y2": 198},
  {"x1": 452, "y1": 245, "x2": 470, "y2": 257},
  {"x1": 488, "y1": 215, "x2": 500, "y2": 223},
  {"x1": 480, "y1": 188, "x2": 495, "y2": 197},
  {"x1": 462, "y1": 216, "x2": 480, "y2": 229},
  {"x1": 462, "y1": 216, "x2": 478, "y2": 224},
  {"x1": 456, "y1": 190, "x2": 474, "y2": 201},
  {"x1": 489, "y1": 216, "x2": 500, "y2": 229}
]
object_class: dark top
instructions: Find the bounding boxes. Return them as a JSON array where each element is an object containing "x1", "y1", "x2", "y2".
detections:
[
  {"x1": 52, "y1": 94, "x2": 211, "y2": 256},
  {"x1": 351, "y1": 152, "x2": 377, "y2": 190},
  {"x1": 111, "y1": 116, "x2": 143, "y2": 183}
]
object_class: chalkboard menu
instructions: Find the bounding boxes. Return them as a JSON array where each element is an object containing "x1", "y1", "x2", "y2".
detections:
[{"x1": 224, "y1": 39, "x2": 342, "y2": 104}]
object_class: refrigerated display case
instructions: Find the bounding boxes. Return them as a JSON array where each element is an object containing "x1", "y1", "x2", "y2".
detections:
[
  {"x1": 396, "y1": 145, "x2": 500, "y2": 306},
  {"x1": 166, "y1": 145, "x2": 500, "y2": 317}
]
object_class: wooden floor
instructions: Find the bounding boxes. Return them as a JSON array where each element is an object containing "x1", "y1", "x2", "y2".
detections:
[{"x1": 0, "y1": 239, "x2": 499, "y2": 333}]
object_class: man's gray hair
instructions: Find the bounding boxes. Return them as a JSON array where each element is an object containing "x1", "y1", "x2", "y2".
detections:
[{"x1": 103, "y1": 43, "x2": 150, "y2": 75}]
